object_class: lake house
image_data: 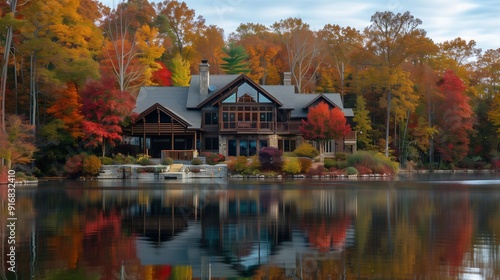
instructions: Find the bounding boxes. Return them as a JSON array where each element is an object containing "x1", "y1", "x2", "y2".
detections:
[{"x1": 125, "y1": 60, "x2": 356, "y2": 160}]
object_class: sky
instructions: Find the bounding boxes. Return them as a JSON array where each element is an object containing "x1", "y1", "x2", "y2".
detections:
[{"x1": 105, "y1": 0, "x2": 500, "y2": 52}]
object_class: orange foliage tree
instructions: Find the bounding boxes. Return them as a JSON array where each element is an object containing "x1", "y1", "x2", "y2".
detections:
[{"x1": 46, "y1": 82, "x2": 84, "y2": 139}]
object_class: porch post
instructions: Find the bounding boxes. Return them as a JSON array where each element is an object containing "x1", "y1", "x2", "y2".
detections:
[{"x1": 142, "y1": 118, "x2": 147, "y2": 155}]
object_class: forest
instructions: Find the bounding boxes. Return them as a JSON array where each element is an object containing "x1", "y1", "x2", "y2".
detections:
[{"x1": 1, "y1": 0, "x2": 500, "y2": 176}]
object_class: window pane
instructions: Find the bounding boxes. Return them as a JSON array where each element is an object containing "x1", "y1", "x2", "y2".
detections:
[
  {"x1": 259, "y1": 140, "x2": 268, "y2": 150},
  {"x1": 240, "y1": 140, "x2": 248, "y2": 156},
  {"x1": 228, "y1": 140, "x2": 237, "y2": 156},
  {"x1": 249, "y1": 140, "x2": 257, "y2": 156}
]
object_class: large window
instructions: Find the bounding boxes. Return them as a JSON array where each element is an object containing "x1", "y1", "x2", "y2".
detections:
[
  {"x1": 221, "y1": 105, "x2": 274, "y2": 130},
  {"x1": 227, "y1": 138, "x2": 268, "y2": 156}
]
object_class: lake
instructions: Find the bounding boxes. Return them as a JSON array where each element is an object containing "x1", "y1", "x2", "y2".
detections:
[{"x1": 2, "y1": 173, "x2": 500, "y2": 279}]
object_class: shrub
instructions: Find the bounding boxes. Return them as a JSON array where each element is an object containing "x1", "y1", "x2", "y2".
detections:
[
  {"x1": 100, "y1": 156, "x2": 113, "y2": 165},
  {"x1": 334, "y1": 153, "x2": 347, "y2": 161},
  {"x1": 191, "y1": 158, "x2": 203, "y2": 165},
  {"x1": 323, "y1": 158, "x2": 335, "y2": 169},
  {"x1": 16, "y1": 172, "x2": 27, "y2": 179},
  {"x1": 347, "y1": 151, "x2": 398, "y2": 175},
  {"x1": 355, "y1": 165, "x2": 372, "y2": 175},
  {"x1": 64, "y1": 154, "x2": 85, "y2": 176},
  {"x1": 233, "y1": 156, "x2": 249, "y2": 174},
  {"x1": 162, "y1": 157, "x2": 174, "y2": 165},
  {"x1": 297, "y1": 157, "x2": 313, "y2": 173},
  {"x1": 203, "y1": 152, "x2": 226, "y2": 165},
  {"x1": 136, "y1": 154, "x2": 154, "y2": 165},
  {"x1": 293, "y1": 143, "x2": 319, "y2": 158},
  {"x1": 283, "y1": 152, "x2": 297, "y2": 157},
  {"x1": 113, "y1": 153, "x2": 136, "y2": 164},
  {"x1": 83, "y1": 155, "x2": 102, "y2": 176},
  {"x1": 245, "y1": 155, "x2": 261, "y2": 174},
  {"x1": 228, "y1": 156, "x2": 260, "y2": 175},
  {"x1": 259, "y1": 147, "x2": 283, "y2": 171},
  {"x1": 345, "y1": 166, "x2": 359, "y2": 175},
  {"x1": 307, "y1": 165, "x2": 327, "y2": 176},
  {"x1": 282, "y1": 157, "x2": 301, "y2": 175},
  {"x1": 226, "y1": 156, "x2": 237, "y2": 172}
]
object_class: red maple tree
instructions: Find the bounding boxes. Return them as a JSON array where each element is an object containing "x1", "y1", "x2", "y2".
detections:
[
  {"x1": 151, "y1": 61, "x2": 173, "y2": 86},
  {"x1": 300, "y1": 101, "x2": 351, "y2": 158},
  {"x1": 80, "y1": 75, "x2": 135, "y2": 156},
  {"x1": 434, "y1": 70, "x2": 475, "y2": 163}
]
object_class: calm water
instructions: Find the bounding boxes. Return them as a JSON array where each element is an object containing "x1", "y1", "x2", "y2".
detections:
[{"x1": 2, "y1": 173, "x2": 500, "y2": 280}]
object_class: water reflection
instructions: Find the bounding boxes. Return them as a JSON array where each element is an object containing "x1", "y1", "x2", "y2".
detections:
[{"x1": 1, "y1": 177, "x2": 500, "y2": 279}]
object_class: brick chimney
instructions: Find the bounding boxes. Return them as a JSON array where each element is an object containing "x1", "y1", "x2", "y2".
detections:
[
  {"x1": 199, "y1": 59, "x2": 210, "y2": 95},
  {"x1": 283, "y1": 72, "x2": 291, "y2": 86}
]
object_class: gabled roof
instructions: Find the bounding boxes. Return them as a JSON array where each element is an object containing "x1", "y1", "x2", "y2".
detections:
[
  {"x1": 302, "y1": 94, "x2": 340, "y2": 110},
  {"x1": 186, "y1": 74, "x2": 240, "y2": 108},
  {"x1": 134, "y1": 102, "x2": 191, "y2": 127},
  {"x1": 133, "y1": 86, "x2": 202, "y2": 129},
  {"x1": 268, "y1": 90, "x2": 352, "y2": 118},
  {"x1": 195, "y1": 74, "x2": 282, "y2": 108}
]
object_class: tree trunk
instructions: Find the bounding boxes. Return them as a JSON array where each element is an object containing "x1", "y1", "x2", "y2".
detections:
[{"x1": 1, "y1": 0, "x2": 18, "y2": 133}]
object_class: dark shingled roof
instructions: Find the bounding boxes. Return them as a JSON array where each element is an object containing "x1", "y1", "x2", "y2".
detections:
[
  {"x1": 134, "y1": 75, "x2": 354, "y2": 128},
  {"x1": 134, "y1": 86, "x2": 202, "y2": 129},
  {"x1": 186, "y1": 74, "x2": 240, "y2": 108}
]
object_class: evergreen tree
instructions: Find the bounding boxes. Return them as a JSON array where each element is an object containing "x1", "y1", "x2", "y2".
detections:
[{"x1": 221, "y1": 43, "x2": 250, "y2": 74}]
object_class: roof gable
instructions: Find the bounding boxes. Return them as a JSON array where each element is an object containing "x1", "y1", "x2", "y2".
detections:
[
  {"x1": 134, "y1": 103, "x2": 191, "y2": 127},
  {"x1": 302, "y1": 94, "x2": 339, "y2": 110},
  {"x1": 196, "y1": 74, "x2": 283, "y2": 108}
]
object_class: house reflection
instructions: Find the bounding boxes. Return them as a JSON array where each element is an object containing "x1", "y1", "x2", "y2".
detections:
[{"x1": 120, "y1": 187, "x2": 356, "y2": 277}]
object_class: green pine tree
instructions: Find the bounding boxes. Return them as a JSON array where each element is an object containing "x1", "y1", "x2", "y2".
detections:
[{"x1": 221, "y1": 43, "x2": 250, "y2": 74}]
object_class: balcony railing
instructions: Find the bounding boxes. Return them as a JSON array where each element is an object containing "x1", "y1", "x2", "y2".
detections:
[
  {"x1": 276, "y1": 121, "x2": 302, "y2": 133},
  {"x1": 220, "y1": 121, "x2": 274, "y2": 131}
]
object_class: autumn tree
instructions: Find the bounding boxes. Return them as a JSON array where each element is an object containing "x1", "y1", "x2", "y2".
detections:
[
  {"x1": 0, "y1": 114, "x2": 37, "y2": 169},
  {"x1": 155, "y1": 0, "x2": 205, "y2": 59},
  {"x1": 80, "y1": 76, "x2": 135, "y2": 157},
  {"x1": 272, "y1": 17, "x2": 324, "y2": 92},
  {"x1": 151, "y1": 61, "x2": 172, "y2": 86},
  {"x1": 221, "y1": 42, "x2": 250, "y2": 74},
  {"x1": 299, "y1": 101, "x2": 351, "y2": 161},
  {"x1": 319, "y1": 24, "x2": 363, "y2": 98},
  {"x1": 169, "y1": 53, "x2": 190, "y2": 86},
  {"x1": 231, "y1": 23, "x2": 281, "y2": 84},
  {"x1": 46, "y1": 82, "x2": 84, "y2": 139},
  {"x1": 1, "y1": 0, "x2": 19, "y2": 133},
  {"x1": 365, "y1": 11, "x2": 424, "y2": 156},
  {"x1": 192, "y1": 25, "x2": 225, "y2": 74},
  {"x1": 101, "y1": 5, "x2": 164, "y2": 97},
  {"x1": 353, "y1": 95, "x2": 373, "y2": 150},
  {"x1": 435, "y1": 70, "x2": 474, "y2": 164}
]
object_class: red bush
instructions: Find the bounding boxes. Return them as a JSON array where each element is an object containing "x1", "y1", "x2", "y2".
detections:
[
  {"x1": 259, "y1": 147, "x2": 283, "y2": 171},
  {"x1": 355, "y1": 165, "x2": 372, "y2": 175}
]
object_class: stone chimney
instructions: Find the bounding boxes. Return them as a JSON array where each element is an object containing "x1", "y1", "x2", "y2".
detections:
[
  {"x1": 283, "y1": 72, "x2": 291, "y2": 86},
  {"x1": 199, "y1": 59, "x2": 210, "y2": 95}
]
